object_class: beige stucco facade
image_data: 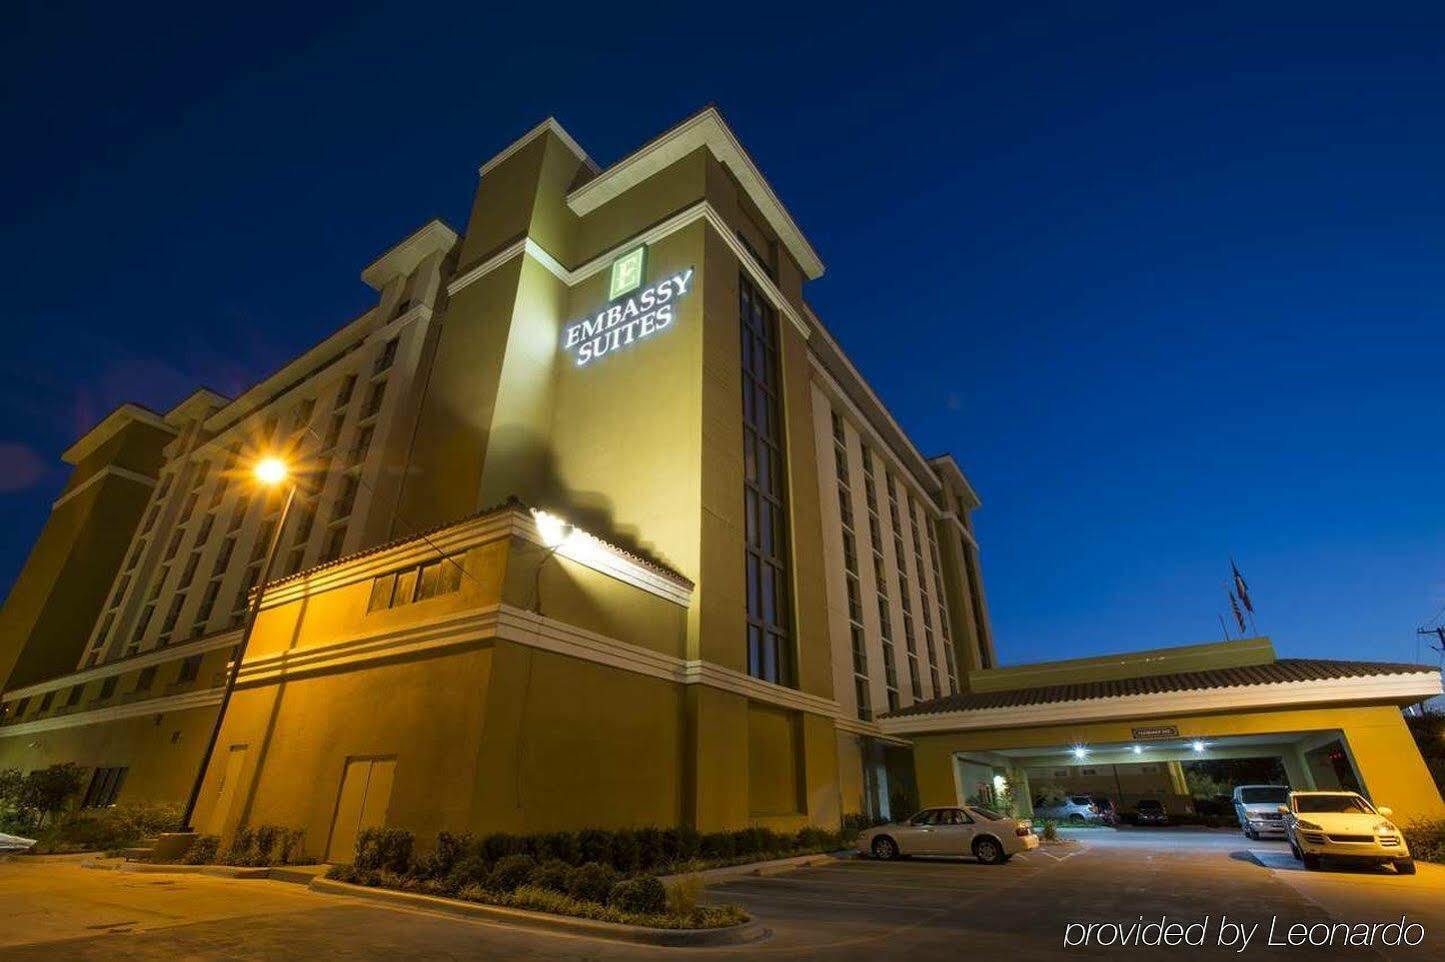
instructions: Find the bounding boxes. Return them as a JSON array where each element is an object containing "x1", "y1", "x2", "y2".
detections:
[{"x1": 1, "y1": 109, "x2": 1440, "y2": 855}]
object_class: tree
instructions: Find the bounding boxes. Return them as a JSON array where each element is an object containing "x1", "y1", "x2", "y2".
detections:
[
  {"x1": 1404, "y1": 709, "x2": 1445, "y2": 793},
  {"x1": 18, "y1": 763, "x2": 85, "y2": 826}
]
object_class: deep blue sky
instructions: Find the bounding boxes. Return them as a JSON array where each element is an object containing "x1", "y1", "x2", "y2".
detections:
[{"x1": 2, "y1": 2, "x2": 1442, "y2": 669}]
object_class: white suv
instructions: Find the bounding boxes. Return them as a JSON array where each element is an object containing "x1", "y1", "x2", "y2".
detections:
[
  {"x1": 1233, "y1": 784, "x2": 1290, "y2": 839},
  {"x1": 1283, "y1": 791, "x2": 1414, "y2": 875}
]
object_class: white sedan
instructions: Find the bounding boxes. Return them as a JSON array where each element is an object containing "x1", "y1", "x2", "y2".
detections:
[
  {"x1": 1282, "y1": 791, "x2": 1414, "y2": 874},
  {"x1": 858, "y1": 805, "x2": 1039, "y2": 864}
]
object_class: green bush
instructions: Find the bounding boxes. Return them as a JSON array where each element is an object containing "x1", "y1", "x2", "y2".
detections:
[
  {"x1": 30, "y1": 801, "x2": 183, "y2": 854},
  {"x1": 1041, "y1": 819, "x2": 1059, "y2": 841},
  {"x1": 182, "y1": 835, "x2": 220, "y2": 864},
  {"x1": 531, "y1": 858, "x2": 573, "y2": 893},
  {"x1": 445, "y1": 855, "x2": 491, "y2": 892},
  {"x1": 661, "y1": 826, "x2": 701, "y2": 862},
  {"x1": 699, "y1": 831, "x2": 735, "y2": 859},
  {"x1": 634, "y1": 827, "x2": 664, "y2": 869},
  {"x1": 566, "y1": 861, "x2": 619, "y2": 903},
  {"x1": 609, "y1": 876, "x2": 667, "y2": 914},
  {"x1": 481, "y1": 832, "x2": 523, "y2": 862},
  {"x1": 609, "y1": 828, "x2": 640, "y2": 872},
  {"x1": 1404, "y1": 819, "x2": 1445, "y2": 863},
  {"x1": 577, "y1": 828, "x2": 612, "y2": 865},
  {"x1": 435, "y1": 831, "x2": 474, "y2": 873},
  {"x1": 355, "y1": 827, "x2": 414, "y2": 874},
  {"x1": 486, "y1": 854, "x2": 536, "y2": 893},
  {"x1": 532, "y1": 831, "x2": 579, "y2": 865}
]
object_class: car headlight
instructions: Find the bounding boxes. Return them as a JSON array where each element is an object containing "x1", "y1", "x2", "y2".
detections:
[
  {"x1": 1376, "y1": 821, "x2": 1397, "y2": 833},
  {"x1": 1296, "y1": 819, "x2": 1321, "y2": 831}
]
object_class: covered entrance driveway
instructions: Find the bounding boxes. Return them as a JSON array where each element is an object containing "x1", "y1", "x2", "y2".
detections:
[{"x1": 878, "y1": 642, "x2": 1445, "y2": 827}]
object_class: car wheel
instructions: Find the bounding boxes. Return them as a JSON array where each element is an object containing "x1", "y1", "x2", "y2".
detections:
[
  {"x1": 1245, "y1": 828, "x2": 1257, "y2": 841},
  {"x1": 871, "y1": 836, "x2": 899, "y2": 861},
  {"x1": 1302, "y1": 854, "x2": 1321, "y2": 871},
  {"x1": 1394, "y1": 858, "x2": 1416, "y2": 876},
  {"x1": 973, "y1": 837, "x2": 1006, "y2": 865}
]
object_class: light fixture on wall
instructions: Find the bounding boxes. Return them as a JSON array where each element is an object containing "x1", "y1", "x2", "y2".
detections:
[
  {"x1": 1191, "y1": 740, "x2": 1207, "y2": 753},
  {"x1": 1072, "y1": 745, "x2": 1089, "y2": 760}
]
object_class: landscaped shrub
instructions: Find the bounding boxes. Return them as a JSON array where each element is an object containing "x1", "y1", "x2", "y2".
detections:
[
  {"x1": 566, "y1": 861, "x2": 619, "y2": 904},
  {"x1": 661, "y1": 826, "x2": 701, "y2": 862},
  {"x1": 532, "y1": 831, "x2": 579, "y2": 865},
  {"x1": 667, "y1": 872, "x2": 705, "y2": 917},
  {"x1": 609, "y1": 876, "x2": 667, "y2": 914},
  {"x1": 609, "y1": 828, "x2": 640, "y2": 872},
  {"x1": 355, "y1": 827, "x2": 414, "y2": 874},
  {"x1": 30, "y1": 801, "x2": 184, "y2": 854},
  {"x1": 531, "y1": 858, "x2": 573, "y2": 893},
  {"x1": 1405, "y1": 819, "x2": 1445, "y2": 863},
  {"x1": 481, "y1": 832, "x2": 523, "y2": 862},
  {"x1": 181, "y1": 835, "x2": 220, "y2": 865},
  {"x1": 634, "y1": 827, "x2": 664, "y2": 869},
  {"x1": 699, "y1": 831, "x2": 735, "y2": 859},
  {"x1": 435, "y1": 831, "x2": 475, "y2": 874},
  {"x1": 577, "y1": 828, "x2": 612, "y2": 865},
  {"x1": 1041, "y1": 819, "x2": 1059, "y2": 841},
  {"x1": 445, "y1": 855, "x2": 491, "y2": 892},
  {"x1": 223, "y1": 826, "x2": 259, "y2": 865},
  {"x1": 486, "y1": 854, "x2": 536, "y2": 893}
]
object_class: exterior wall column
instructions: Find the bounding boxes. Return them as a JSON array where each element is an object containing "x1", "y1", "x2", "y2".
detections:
[
  {"x1": 1282, "y1": 748, "x2": 1316, "y2": 790},
  {"x1": 1338, "y1": 708, "x2": 1445, "y2": 821}
]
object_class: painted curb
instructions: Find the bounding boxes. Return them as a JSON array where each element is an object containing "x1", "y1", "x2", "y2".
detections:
[
  {"x1": 659, "y1": 849, "x2": 848, "y2": 884},
  {"x1": 309, "y1": 877, "x2": 769, "y2": 947},
  {"x1": 80, "y1": 859, "x2": 280, "y2": 879}
]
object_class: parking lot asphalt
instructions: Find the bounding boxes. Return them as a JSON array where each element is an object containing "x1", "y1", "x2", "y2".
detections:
[{"x1": 2, "y1": 831, "x2": 1441, "y2": 961}]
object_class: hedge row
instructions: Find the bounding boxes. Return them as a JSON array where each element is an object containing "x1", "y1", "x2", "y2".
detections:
[{"x1": 352, "y1": 823, "x2": 854, "y2": 879}]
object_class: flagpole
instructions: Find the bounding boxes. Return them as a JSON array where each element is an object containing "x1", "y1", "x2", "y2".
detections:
[{"x1": 1219, "y1": 613, "x2": 1232, "y2": 642}]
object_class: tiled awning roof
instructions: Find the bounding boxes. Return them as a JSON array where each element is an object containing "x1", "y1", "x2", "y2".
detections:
[{"x1": 881, "y1": 658, "x2": 1440, "y2": 719}]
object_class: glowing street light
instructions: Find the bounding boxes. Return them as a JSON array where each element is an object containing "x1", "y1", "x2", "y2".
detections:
[
  {"x1": 253, "y1": 456, "x2": 289, "y2": 486},
  {"x1": 180, "y1": 455, "x2": 298, "y2": 834},
  {"x1": 1191, "y1": 740, "x2": 1207, "y2": 753}
]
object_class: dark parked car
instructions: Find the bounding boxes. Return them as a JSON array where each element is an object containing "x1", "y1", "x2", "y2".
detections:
[{"x1": 1133, "y1": 799, "x2": 1169, "y2": 825}]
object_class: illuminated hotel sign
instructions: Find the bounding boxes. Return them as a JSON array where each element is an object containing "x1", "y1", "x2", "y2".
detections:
[{"x1": 563, "y1": 250, "x2": 693, "y2": 367}]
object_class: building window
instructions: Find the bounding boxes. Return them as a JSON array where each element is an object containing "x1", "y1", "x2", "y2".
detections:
[
  {"x1": 863, "y1": 449, "x2": 900, "y2": 712},
  {"x1": 367, "y1": 557, "x2": 463, "y2": 612},
  {"x1": 961, "y1": 540, "x2": 992, "y2": 669},
  {"x1": 98, "y1": 676, "x2": 117, "y2": 701},
  {"x1": 831, "y1": 410, "x2": 871, "y2": 721},
  {"x1": 361, "y1": 381, "x2": 386, "y2": 419},
  {"x1": 65, "y1": 685, "x2": 84, "y2": 707},
  {"x1": 38, "y1": 691, "x2": 54, "y2": 713},
  {"x1": 11, "y1": 697, "x2": 29, "y2": 718},
  {"x1": 82, "y1": 767, "x2": 128, "y2": 808},
  {"x1": 335, "y1": 374, "x2": 357, "y2": 408},
  {"x1": 177, "y1": 655, "x2": 202, "y2": 684},
  {"x1": 374, "y1": 337, "x2": 399, "y2": 374},
  {"x1": 740, "y1": 275, "x2": 793, "y2": 687}
]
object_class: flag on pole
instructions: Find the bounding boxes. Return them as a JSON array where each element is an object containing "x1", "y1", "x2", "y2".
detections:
[
  {"x1": 1229, "y1": 591, "x2": 1247, "y2": 635},
  {"x1": 1231, "y1": 558, "x2": 1254, "y2": 613}
]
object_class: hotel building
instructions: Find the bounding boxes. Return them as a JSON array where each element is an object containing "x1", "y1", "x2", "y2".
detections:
[{"x1": 1, "y1": 109, "x2": 1440, "y2": 858}]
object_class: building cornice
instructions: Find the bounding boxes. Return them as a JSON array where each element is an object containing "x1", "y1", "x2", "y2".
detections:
[
  {"x1": 259, "y1": 507, "x2": 693, "y2": 610},
  {"x1": 362, "y1": 219, "x2": 459, "y2": 291},
  {"x1": 61, "y1": 404, "x2": 177, "y2": 466},
  {"x1": 565, "y1": 108, "x2": 824, "y2": 280},
  {"x1": 876, "y1": 671, "x2": 1445, "y2": 736},
  {"x1": 51, "y1": 465, "x2": 157, "y2": 511},
  {"x1": 0, "y1": 687, "x2": 224, "y2": 738},
  {"x1": 479, "y1": 117, "x2": 599, "y2": 179},
  {"x1": 2, "y1": 631, "x2": 242, "y2": 703},
  {"x1": 446, "y1": 200, "x2": 809, "y2": 339}
]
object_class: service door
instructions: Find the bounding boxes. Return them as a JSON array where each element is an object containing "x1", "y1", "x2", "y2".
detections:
[
  {"x1": 209, "y1": 745, "x2": 249, "y2": 834},
  {"x1": 325, "y1": 756, "x2": 397, "y2": 862}
]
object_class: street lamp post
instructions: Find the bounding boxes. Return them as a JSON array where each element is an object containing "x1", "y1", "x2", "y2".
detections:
[{"x1": 178, "y1": 457, "x2": 296, "y2": 833}]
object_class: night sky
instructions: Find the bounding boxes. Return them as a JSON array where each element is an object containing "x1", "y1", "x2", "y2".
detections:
[{"x1": 2, "y1": 2, "x2": 1442, "y2": 669}]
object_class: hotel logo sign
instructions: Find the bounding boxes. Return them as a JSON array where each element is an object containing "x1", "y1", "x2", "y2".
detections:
[
  {"x1": 563, "y1": 250, "x2": 693, "y2": 367},
  {"x1": 1131, "y1": 725, "x2": 1180, "y2": 741},
  {"x1": 608, "y1": 246, "x2": 646, "y2": 299}
]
